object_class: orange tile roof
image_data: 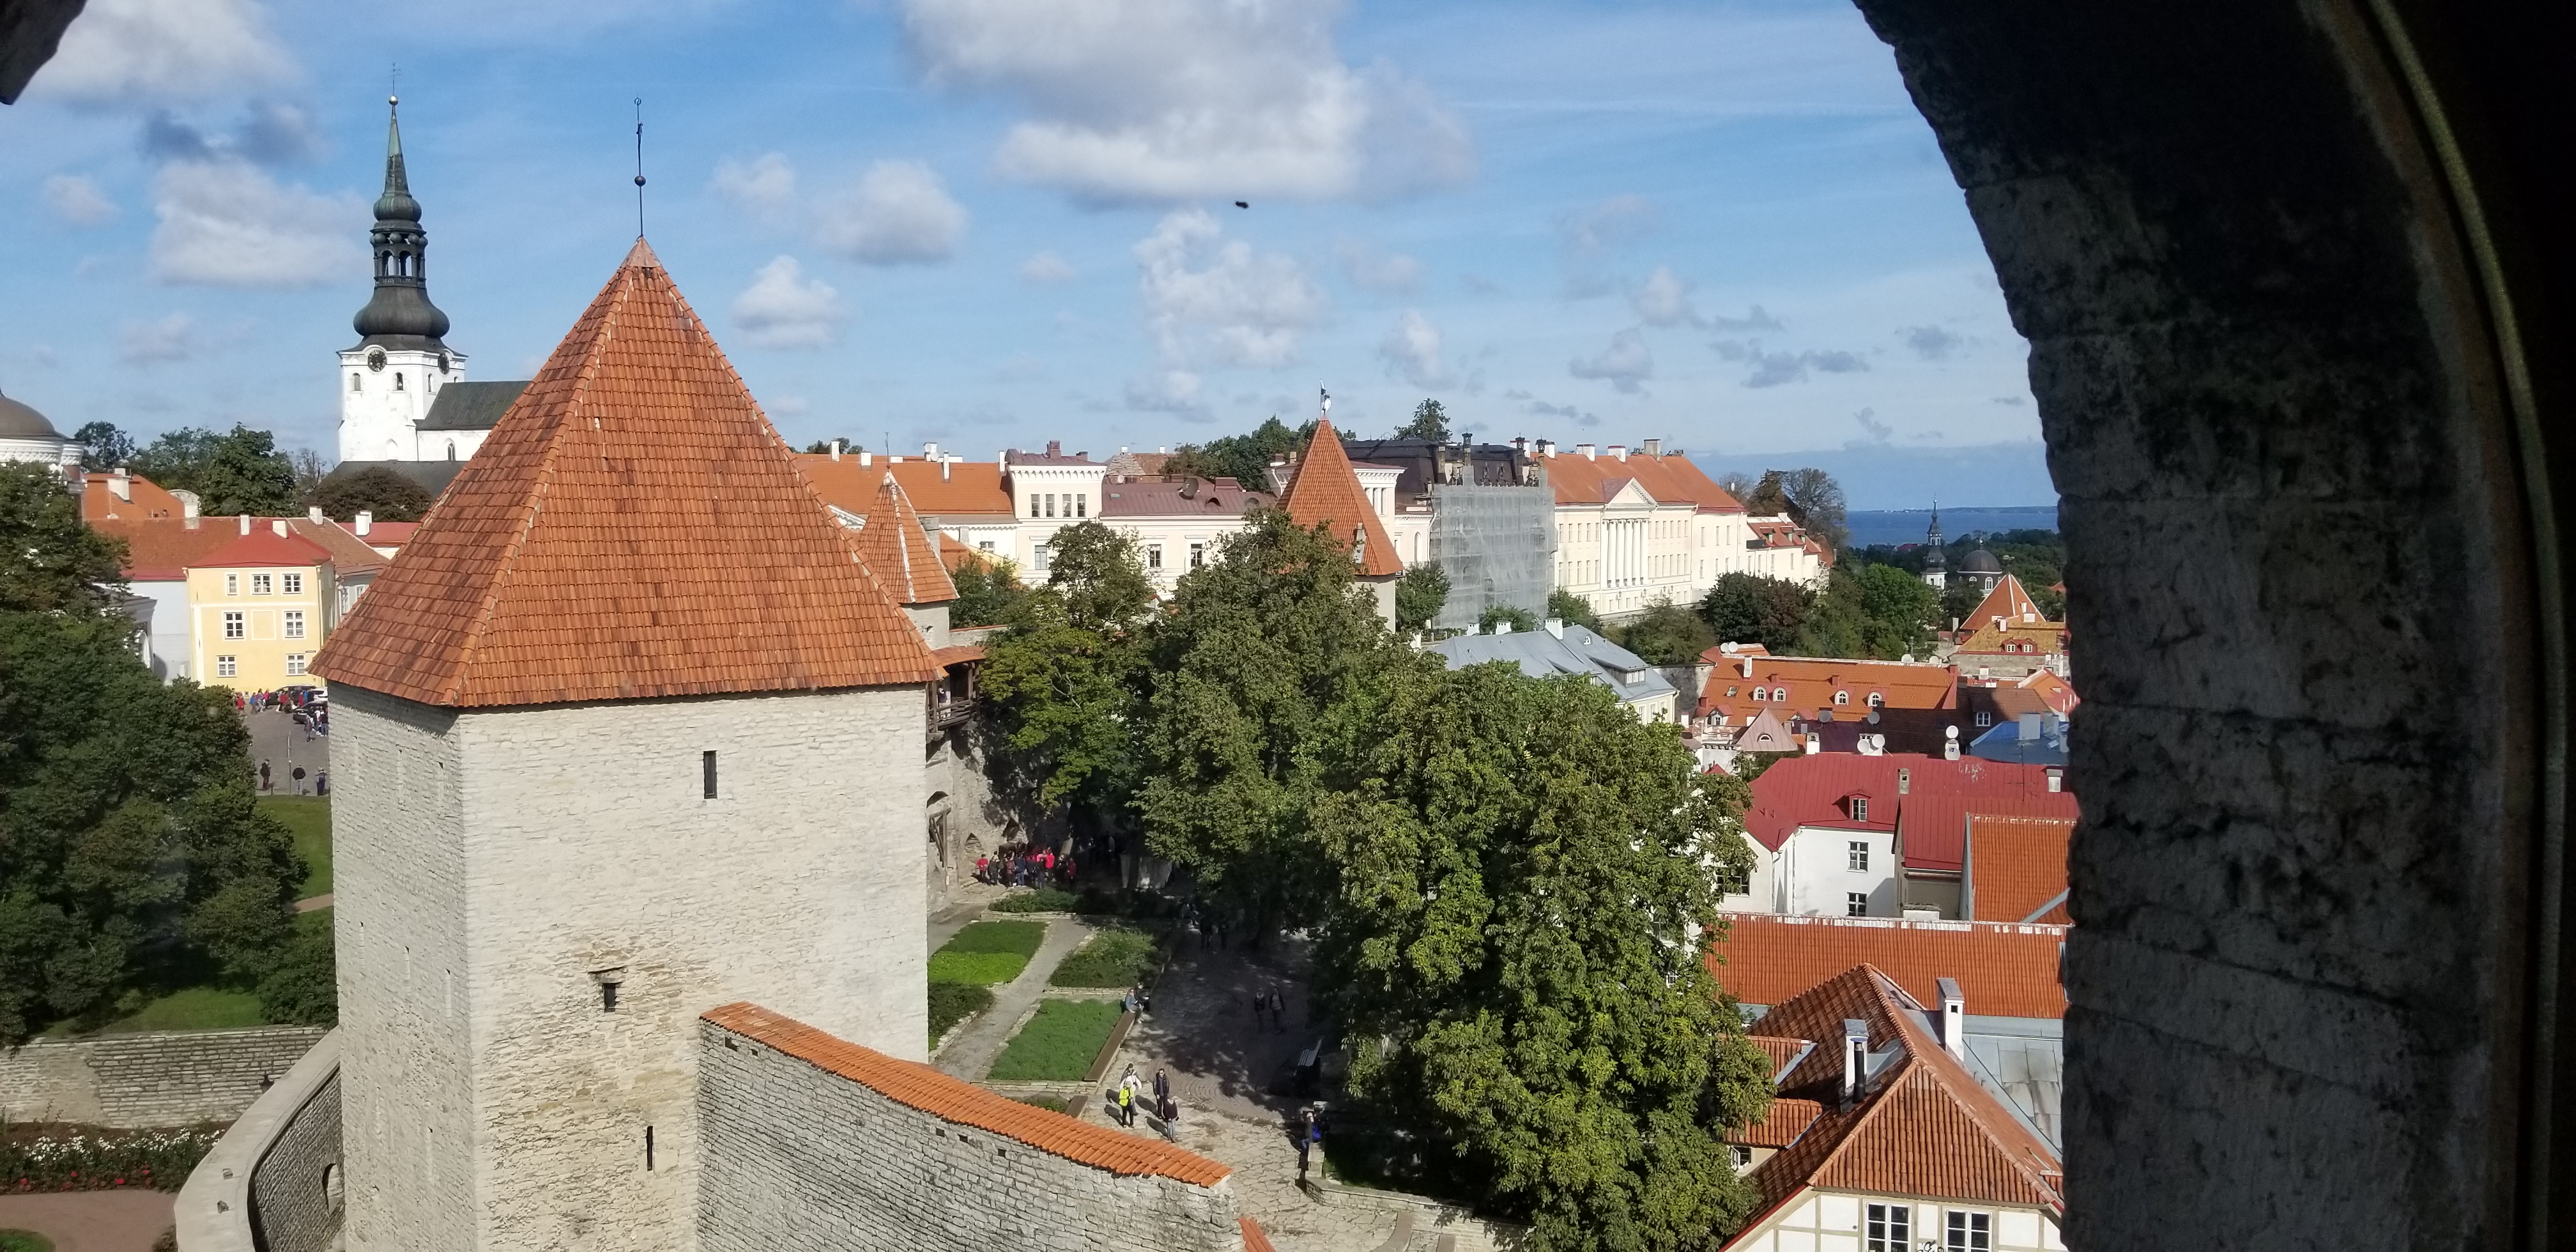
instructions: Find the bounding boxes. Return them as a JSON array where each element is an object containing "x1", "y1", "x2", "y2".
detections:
[
  {"x1": 1965, "y1": 574, "x2": 2044, "y2": 628},
  {"x1": 1544, "y1": 449, "x2": 1745, "y2": 512},
  {"x1": 701, "y1": 1002, "x2": 1235, "y2": 1187},
  {"x1": 799, "y1": 454, "x2": 1014, "y2": 519},
  {"x1": 1730, "y1": 1097, "x2": 1822, "y2": 1149},
  {"x1": 80, "y1": 471, "x2": 188, "y2": 523},
  {"x1": 193, "y1": 527, "x2": 332, "y2": 569},
  {"x1": 1709, "y1": 912, "x2": 2067, "y2": 1019},
  {"x1": 1281, "y1": 417, "x2": 1402, "y2": 577},
  {"x1": 1698, "y1": 652, "x2": 1958, "y2": 723},
  {"x1": 1749, "y1": 1035, "x2": 1813, "y2": 1076},
  {"x1": 314, "y1": 240, "x2": 939, "y2": 707},
  {"x1": 1722, "y1": 966, "x2": 2062, "y2": 1244},
  {"x1": 847, "y1": 471, "x2": 958, "y2": 606},
  {"x1": 97, "y1": 518, "x2": 264, "y2": 581},
  {"x1": 1965, "y1": 816, "x2": 2073, "y2": 924},
  {"x1": 289, "y1": 518, "x2": 388, "y2": 576},
  {"x1": 1239, "y1": 1217, "x2": 1275, "y2": 1252},
  {"x1": 931, "y1": 644, "x2": 985, "y2": 668}
]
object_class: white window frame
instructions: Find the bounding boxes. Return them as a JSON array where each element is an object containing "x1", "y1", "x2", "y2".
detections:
[
  {"x1": 1976, "y1": 710, "x2": 1994, "y2": 727},
  {"x1": 283, "y1": 572, "x2": 304, "y2": 595},
  {"x1": 216, "y1": 655, "x2": 238, "y2": 678},
  {"x1": 251, "y1": 573, "x2": 272, "y2": 595},
  {"x1": 1847, "y1": 892, "x2": 1869, "y2": 917},
  {"x1": 224, "y1": 611, "x2": 245, "y2": 640},
  {"x1": 224, "y1": 574, "x2": 239, "y2": 597},
  {"x1": 1834, "y1": 690, "x2": 1850, "y2": 706},
  {"x1": 1848, "y1": 841, "x2": 1869, "y2": 873},
  {"x1": 1850, "y1": 796, "x2": 1869, "y2": 822},
  {"x1": 1032, "y1": 544, "x2": 1051, "y2": 572},
  {"x1": 284, "y1": 610, "x2": 305, "y2": 640},
  {"x1": 1189, "y1": 542, "x2": 1205, "y2": 569},
  {"x1": 1147, "y1": 544, "x2": 1163, "y2": 570},
  {"x1": 1866, "y1": 1202, "x2": 1911, "y2": 1252},
  {"x1": 286, "y1": 653, "x2": 307, "y2": 676},
  {"x1": 1945, "y1": 1210, "x2": 1993, "y2": 1251}
]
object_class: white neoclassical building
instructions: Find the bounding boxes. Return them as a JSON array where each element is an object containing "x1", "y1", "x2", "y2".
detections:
[{"x1": 0, "y1": 390, "x2": 82, "y2": 470}]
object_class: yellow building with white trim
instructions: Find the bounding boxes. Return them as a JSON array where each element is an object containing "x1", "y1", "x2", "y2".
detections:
[{"x1": 186, "y1": 521, "x2": 338, "y2": 692}]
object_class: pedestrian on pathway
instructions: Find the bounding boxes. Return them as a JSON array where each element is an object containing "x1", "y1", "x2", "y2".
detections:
[
  {"x1": 1117, "y1": 1081, "x2": 1135, "y2": 1128},
  {"x1": 258, "y1": 759, "x2": 271, "y2": 792},
  {"x1": 1297, "y1": 1107, "x2": 1317, "y2": 1181},
  {"x1": 1153, "y1": 1067, "x2": 1170, "y2": 1110},
  {"x1": 1159, "y1": 1092, "x2": 1179, "y2": 1142}
]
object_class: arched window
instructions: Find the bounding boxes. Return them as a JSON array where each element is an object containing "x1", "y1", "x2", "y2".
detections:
[
  {"x1": 393, "y1": 372, "x2": 405, "y2": 391},
  {"x1": 1869, "y1": 692, "x2": 1885, "y2": 707},
  {"x1": 349, "y1": 374, "x2": 361, "y2": 393},
  {"x1": 1835, "y1": 691, "x2": 1850, "y2": 706}
]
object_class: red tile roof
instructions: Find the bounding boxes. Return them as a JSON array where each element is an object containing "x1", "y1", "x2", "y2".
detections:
[
  {"x1": 1098, "y1": 477, "x2": 1273, "y2": 518},
  {"x1": 1965, "y1": 816, "x2": 2073, "y2": 923},
  {"x1": 1965, "y1": 574, "x2": 2044, "y2": 628},
  {"x1": 1698, "y1": 652, "x2": 1958, "y2": 724},
  {"x1": 1544, "y1": 449, "x2": 1745, "y2": 512},
  {"x1": 1743, "y1": 752, "x2": 2073, "y2": 862},
  {"x1": 1730, "y1": 1097, "x2": 1822, "y2": 1149},
  {"x1": 350, "y1": 520, "x2": 420, "y2": 550},
  {"x1": 97, "y1": 518, "x2": 259, "y2": 581},
  {"x1": 192, "y1": 527, "x2": 333, "y2": 569},
  {"x1": 1282, "y1": 418, "x2": 1402, "y2": 577},
  {"x1": 1956, "y1": 574, "x2": 2067, "y2": 659},
  {"x1": 799, "y1": 454, "x2": 1014, "y2": 519},
  {"x1": 1749, "y1": 1035, "x2": 1813, "y2": 1076},
  {"x1": 931, "y1": 644, "x2": 985, "y2": 668},
  {"x1": 848, "y1": 471, "x2": 958, "y2": 606},
  {"x1": 1709, "y1": 912, "x2": 2068, "y2": 1019},
  {"x1": 1239, "y1": 1218, "x2": 1275, "y2": 1252},
  {"x1": 702, "y1": 1002, "x2": 1234, "y2": 1187},
  {"x1": 80, "y1": 471, "x2": 188, "y2": 523},
  {"x1": 314, "y1": 240, "x2": 939, "y2": 707}
]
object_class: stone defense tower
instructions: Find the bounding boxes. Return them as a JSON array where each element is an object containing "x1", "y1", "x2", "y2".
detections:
[
  {"x1": 311, "y1": 240, "x2": 940, "y2": 1252},
  {"x1": 337, "y1": 95, "x2": 468, "y2": 464}
]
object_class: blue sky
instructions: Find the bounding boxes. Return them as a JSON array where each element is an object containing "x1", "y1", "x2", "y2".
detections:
[{"x1": 0, "y1": 0, "x2": 2045, "y2": 502}]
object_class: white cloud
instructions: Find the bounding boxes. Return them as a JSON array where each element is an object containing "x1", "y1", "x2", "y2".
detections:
[
  {"x1": 1853, "y1": 407, "x2": 1893, "y2": 443},
  {"x1": 712, "y1": 152, "x2": 798, "y2": 220},
  {"x1": 149, "y1": 160, "x2": 362, "y2": 289},
  {"x1": 1631, "y1": 265, "x2": 1700, "y2": 327},
  {"x1": 1377, "y1": 309, "x2": 1453, "y2": 390},
  {"x1": 1742, "y1": 346, "x2": 1870, "y2": 388},
  {"x1": 1019, "y1": 251, "x2": 1076, "y2": 284},
  {"x1": 1899, "y1": 324, "x2": 1966, "y2": 359},
  {"x1": 118, "y1": 313, "x2": 196, "y2": 363},
  {"x1": 900, "y1": 0, "x2": 1471, "y2": 202},
  {"x1": 813, "y1": 160, "x2": 967, "y2": 264},
  {"x1": 1569, "y1": 328, "x2": 1653, "y2": 395},
  {"x1": 1336, "y1": 240, "x2": 1422, "y2": 296},
  {"x1": 1558, "y1": 195, "x2": 1658, "y2": 296},
  {"x1": 1125, "y1": 369, "x2": 1209, "y2": 418},
  {"x1": 1134, "y1": 208, "x2": 1326, "y2": 369},
  {"x1": 43, "y1": 175, "x2": 118, "y2": 226},
  {"x1": 34, "y1": 0, "x2": 293, "y2": 104},
  {"x1": 1708, "y1": 305, "x2": 1784, "y2": 333},
  {"x1": 731, "y1": 256, "x2": 848, "y2": 349}
]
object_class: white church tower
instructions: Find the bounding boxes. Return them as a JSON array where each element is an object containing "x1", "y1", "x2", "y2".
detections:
[
  {"x1": 337, "y1": 96, "x2": 471, "y2": 464},
  {"x1": 312, "y1": 240, "x2": 940, "y2": 1252}
]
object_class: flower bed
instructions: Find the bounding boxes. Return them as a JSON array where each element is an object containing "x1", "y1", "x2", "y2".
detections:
[{"x1": 2, "y1": 1124, "x2": 224, "y2": 1193}]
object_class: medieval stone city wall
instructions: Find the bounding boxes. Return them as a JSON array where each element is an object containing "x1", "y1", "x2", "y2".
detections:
[
  {"x1": 0, "y1": 1026, "x2": 326, "y2": 1129},
  {"x1": 249, "y1": 1068, "x2": 344, "y2": 1252},
  {"x1": 696, "y1": 1012, "x2": 1245, "y2": 1252}
]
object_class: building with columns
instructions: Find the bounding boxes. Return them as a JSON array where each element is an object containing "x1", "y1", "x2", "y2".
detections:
[{"x1": 1546, "y1": 441, "x2": 1829, "y2": 622}]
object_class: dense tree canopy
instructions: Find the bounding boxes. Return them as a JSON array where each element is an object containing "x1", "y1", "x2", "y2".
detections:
[
  {"x1": 1479, "y1": 603, "x2": 1539, "y2": 634},
  {"x1": 1740, "y1": 468, "x2": 1848, "y2": 551},
  {"x1": 949, "y1": 553, "x2": 1032, "y2": 628},
  {"x1": 1315, "y1": 664, "x2": 1769, "y2": 1250},
  {"x1": 1394, "y1": 399, "x2": 1450, "y2": 442},
  {"x1": 0, "y1": 463, "x2": 127, "y2": 615},
  {"x1": 978, "y1": 524, "x2": 1154, "y2": 833},
  {"x1": 130, "y1": 425, "x2": 299, "y2": 517},
  {"x1": 72, "y1": 421, "x2": 135, "y2": 471},
  {"x1": 1164, "y1": 416, "x2": 1312, "y2": 487},
  {"x1": 309, "y1": 465, "x2": 434, "y2": 523},
  {"x1": 1038, "y1": 520, "x2": 1154, "y2": 634},
  {"x1": 1395, "y1": 561, "x2": 1450, "y2": 634},
  {"x1": 1613, "y1": 599, "x2": 1715, "y2": 665},
  {"x1": 1546, "y1": 588, "x2": 1602, "y2": 632},
  {"x1": 1698, "y1": 573, "x2": 1812, "y2": 652}
]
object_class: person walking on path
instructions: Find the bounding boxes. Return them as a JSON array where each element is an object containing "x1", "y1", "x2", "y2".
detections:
[
  {"x1": 1153, "y1": 1067, "x2": 1170, "y2": 1112},
  {"x1": 1296, "y1": 1107, "x2": 1319, "y2": 1182},
  {"x1": 258, "y1": 759, "x2": 271, "y2": 792},
  {"x1": 1117, "y1": 1081, "x2": 1135, "y2": 1128}
]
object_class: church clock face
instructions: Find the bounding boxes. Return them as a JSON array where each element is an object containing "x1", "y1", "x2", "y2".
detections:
[{"x1": 366, "y1": 347, "x2": 387, "y2": 372}]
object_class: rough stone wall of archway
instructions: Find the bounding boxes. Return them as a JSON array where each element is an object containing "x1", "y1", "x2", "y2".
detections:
[{"x1": 1848, "y1": 1, "x2": 2545, "y2": 1246}]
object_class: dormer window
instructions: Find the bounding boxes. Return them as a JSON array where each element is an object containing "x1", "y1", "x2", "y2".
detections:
[
  {"x1": 1848, "y1": 795, "x2": 1870, "y2": 822},
  {"x1": 1867, "y1": 692, "x2": 1884, "y2": 707},
  {"x1": 1834, "y1": 691, "x2": 1850, "y2": 706}
]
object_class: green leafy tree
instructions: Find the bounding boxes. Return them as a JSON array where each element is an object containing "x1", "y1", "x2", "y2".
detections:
[
  {"x1": 1165, "y1": 416, "x2": 1307, "y2": 487},
  {"x1": 1739, "y1": 468, "x2": 1848, "y2": 551},
  {"x1": 72, "y1": 421, "x2": 136, "y2": 471},
  {"x1": 1614, "y1": 598, "x2": 1715, "y2": 665},
  {"x1": 0, "y1": 462, "x2": 128, "y2": 615},
  {"x1": 1395, "y1": 399, "x2": 1450, "y2": 442},
  {"x1": 1041, "y1": 520, "x2": 1155, "y2": 634},
  {"x1": 1479, "y1": 603, "x2": 1538, "y2": 634},
  {"x1": 1546, "y1": 588, "x2": 1601, "y2": 632},
  {"x1": 132, "y1": 425, "x2": 298, "y2": 516},
  {"x1": 802, "y1": 438, "x2": 862, "y2": 455},
  {"x1": 1855, "y1": 563, "x2": 1941, "y2": 658},
  {"x1": 1791, "y1": 569, "x2": 1870, "y2": 659},
  {"x1": 1138, "y1": 507, "x2": 1399, "y2": 931},
  {"x1": 309, "y1": 466, "x2": 434, "y2": 523},
  {"x1": 979, "y1": 609, "x2": 1147, "y2": 830},
  {"x1": 1395, "y1": 561, "x2": 1450, "y2": 633},
  {"x1": 288, "y1": 448, "x2": 330, "y2": 505},
  {"x1": 950, "y1": 553, "x2": 1032, "y2": 628},
  {"x1": 1698, "y1": 574, "x2": 1812, "y2": 652},
  {"x1": 1314, "y1": 663, "x2": 1770, "y2": 1250}
]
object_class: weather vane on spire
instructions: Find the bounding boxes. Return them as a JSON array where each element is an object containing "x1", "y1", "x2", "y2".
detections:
[{"x1": 632, "y1": 98, "x2": 648, "y2": 238}]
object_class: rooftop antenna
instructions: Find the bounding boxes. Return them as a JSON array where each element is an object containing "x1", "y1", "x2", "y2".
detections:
[{"x1": 632, "y1": 97, "x2": 647, "y2": 238}]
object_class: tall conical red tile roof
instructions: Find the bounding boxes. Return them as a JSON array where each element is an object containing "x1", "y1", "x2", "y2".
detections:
[
  {"x1": 847, "y1": 471, "x2": 956, "y2": 606},
  {"x1": 1280, "y1": 416, "x2": 1402, "y2": 577},
  {"x1": 314, "y1": 239, "x2": 940, "y2": 707}
]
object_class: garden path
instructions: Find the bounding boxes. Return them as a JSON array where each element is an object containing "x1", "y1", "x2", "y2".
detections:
[{"x1": 931, "y1": 916, "x2": 1094, "y2": 1081}]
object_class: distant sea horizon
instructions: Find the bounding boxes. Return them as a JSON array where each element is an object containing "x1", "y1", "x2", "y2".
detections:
[{"x1": 1845, "y1": 505, "x2": 2060, "y2": 548}]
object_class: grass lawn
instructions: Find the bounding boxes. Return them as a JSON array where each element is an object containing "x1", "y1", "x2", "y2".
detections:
[
  {"x1": 97, "y1": 986, "x2": 265, "y2": 1034},
  {"x1": 987, "y1": 1000, "x2": 1123, "y2": 1082},
  {"x1": 927, "y1": 981, "x2": 995, "y2": 1048},
  {"x1": 943, "y1": 920, "x2": 1045, "y2": 957},
  {"x1": 0, "y1": 1230, "x2": 57, "y2": 1252},
  {"x1": 1048, "y1": 926, "x2": 1159, "y2": 988},
  {"x1": 989, "y1": 888, "x2": 1080, "y2": 913},
  {"x1": 259, "y1": 795, "x2": 332, "y2": 898},
  {"x1": 928, "y1": 920, "x2": 1046, "y2": 986},
  {"x1": 1012, "y1": 1095, "x2": 1070, "y2": 1113}
]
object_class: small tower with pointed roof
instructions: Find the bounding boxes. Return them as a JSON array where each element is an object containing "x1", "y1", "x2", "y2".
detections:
[
  {"x1": 337, "y1": 95, "x2": 470, "y2": 464},
  {"x1": 1921, "y1": 502, "x2": 1949, "y2": 590},
  {"x1": 850, "y1": 470, "x2": 960, "y2": 646},
  {"x1": 1280, "y1": 392, "x2": 1404, "y2": 627},
  {"x1": 314, "y1": 239, "x2": 941, "y2": 1252}
]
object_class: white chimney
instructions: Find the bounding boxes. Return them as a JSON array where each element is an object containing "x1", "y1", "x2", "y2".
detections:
[
  {"x1": 1804, "y1": 733, "x2": 1821, "y2": 755},
  {"x1": 355, "y1": 510, "x2": 373, "y2": 537},
  {"x1": 924, "y1": 441, "x2": 940, "y2": 461},
  {"x1": 859, "y1": 450, "x2": 873, "y2": 466},
  {"x1": 1897, "y1": 768, "x2": 1911, "y2": 795},
  {"x1": 831, "y1": 439, "x2": 843, "y2": 461},
  {"x1": 109, "y1": 468, "x2": 131, "y2": 501},
  {"x1": 271, "y1": 519, "x2": 288, "y2": 537},
  {"x1": 1578, "y1": 443, "x2": 1597, "y2": 459},
  {"x1": 1938, "y1": 977, "x2": 1966, "y2": 1060},
  {"x1": 308, "y1": 506, "x2": 326, "y2": 524},
  {"x1": 889, "y1": 455, "x2": 904, "y2": 464},
  {"x1": 239, "y1": 514, "x2": 252, "y2": 536},
  {"x1": 1543, "y1": 617, "x2": 1565, "y2": 639},
  {"x1": 1741, "y1": 657, "x2": 1754, "y2": 678},
  {"x1": 1641, "y1": 438, "x2": 1662, "y2": 457},
  {"x1": 2047, "y1": 768, "x2": 2064, "y2": 793},
  {"x1": 1842, "y1": 1018, "x2": 1869, "y2": 1103},
  {"x1": 1609, "y1": 444, "x2": 1628, "y2": 461},
  {"x1": 1494, "y1": 620, "x2": 1513, "y2": 635},
  {"x1": 943, "y1": 456, "x2": 953, "y2": 481},
  {"x1": 178, "y1": 490, "x2": 199, "y2": 528}
]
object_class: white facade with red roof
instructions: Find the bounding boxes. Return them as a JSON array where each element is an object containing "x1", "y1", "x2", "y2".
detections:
[
  {"x1": 1542, "y1": 441, "x2": 1826, "y2": 622},
  {"x1": 1733, "y1": 752, "x2": 2078, "y2": 919}
]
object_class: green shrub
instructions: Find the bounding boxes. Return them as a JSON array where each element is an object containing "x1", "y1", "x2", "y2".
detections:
[
  {"x1": 1012, "y1": 1095, "x2": 1070, "y2": 1113},
  {"x1": 1048, "y1": 928, "x2": 1160, "y2": 988},
  {"x1": 927, "y1": 951, "x2": 1029, "y2": 986},
  {"x1": 939, "y1": 920, "x2": 1046, "y2": 958},
  {"x1": 990, "y1": 889, "x2": 1081, "y2": 913},
  {"x1": 987, "y1": 1000, "x2": 1123, "y2": 1082},
  {"x1": 928, "y1": 981, "x2": 994, "y2": 1047},
  {"x1": 256, "y1": 912, "x2": 335, "y2": 1027},
  {"x1": 1, "y1": 1124, "x2": 223, "y2": 1193},
  {"x1": 1, "y1": 1230, "x2": 56, "y2": 1252}
]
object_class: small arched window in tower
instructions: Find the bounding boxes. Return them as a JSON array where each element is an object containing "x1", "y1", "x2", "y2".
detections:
[
  {"x1": 446, "y1": 440, "x2": 457, "y2": 461},
  {"x1": 393, "y1": 372, "x2": 405, "y2": 392},
  {"x1": 349, "y1": 374, "x2": 361, "y2": 393},
  {"x1": 322, "y1": 1163, "x2": 342, "y2": 1212}
]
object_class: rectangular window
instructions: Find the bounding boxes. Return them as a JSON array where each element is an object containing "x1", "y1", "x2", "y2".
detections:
[
  {"x1": 1847, "y1": 892, "x2": 1869, "y2": 917},
  {"x1": 224, "y1": 611, "x2": 245, "y2": 640},
  {"x1": 225, "y1": 574, "x2": 239, "y2": 597},
  {"x1": 1189, "y1": 542, "x2": 1205, "y2": 569},
  {"x1": 286, "y1": 653, "x2": 307, "y2": 676},
  {"x1": 251, "y1": 574, "x2": 273, "y2": 595},
  {"x1": 1033, "y1": 544, "x2": 1051, "y2": 572},
  {"x1": 1945, "y1": 1212, "x2": 1991, "y2": 1251},
  {"x1": 1075, "y1": 495, "x2": 1087, "y2": 517},
  {"x1": 284, "y1": 610, "x2": 305, "y2": 639},
  {"x1": 1147, "y1": 544, "x2": 1163, "y2": 570},
  {"x1": 1028, "y1": 494, "x2": 1041, "y2": 518},
  {"x1": 216, "y1": 655, "x2": 238, "y2": 678},
  {"x1": 283, "y1": 572, "x2": 304, "y2": 595},
  {"x1": 1850, "y1": 797, "x2": 1869, "y2": 822},
  {"x1": 1866, "y1": 1203, "x2": 1911, "y2": 1252},
  {"x1": 1045, "y1": 493, "x2": 1057, "y2": 518},
  {"x1": 644, "y1": 1124, "x2": 654, "y2": 1171},
  {"x1": 1975, "y1": 710, "x2": 1993, "y2": 727},
  {"x1": 1729, "y1": 1145, "x2": 1752, "y2": 1169},
  {"x1": 702, "y1": 750, "x2": 718, "y2": 800},
  {"x1": 979, "y1": 540, "x2": 995, "y2": 553},
  {"x1": 602, "y1": 981, "x2": 620, "y2": 1012},
  {"x1": 1848, "y1": 841, "x2": 1869, "y2": 873}
]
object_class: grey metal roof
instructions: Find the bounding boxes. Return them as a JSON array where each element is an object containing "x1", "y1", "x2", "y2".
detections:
[
  {"x1": 1429, "y1": 623, "x2": 1677, "y2": 706},
  {"x1": 0, "y1": 389, "x2": 62, "y2": 439},
  {"x1": 417, "y1": 381, "x2": 529, "y2": 431},
  {"x1": 1961, "y1": 547, "x2": 2004, "y2": 573}
]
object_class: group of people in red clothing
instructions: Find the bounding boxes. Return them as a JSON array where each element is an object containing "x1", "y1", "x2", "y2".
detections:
[{"x1": 974, "y1": 843, "x2": 1074, "y2": 889}]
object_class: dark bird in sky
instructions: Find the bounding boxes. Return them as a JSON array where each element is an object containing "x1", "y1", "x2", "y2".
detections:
[{"x1": 1234, "y1": 201, "x2": 1249, "y2": 209}]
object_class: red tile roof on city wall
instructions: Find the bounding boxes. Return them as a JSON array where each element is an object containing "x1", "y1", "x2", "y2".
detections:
[
  {"x1": 81, "y1": 471, "x2": 188, "y2": 523},
  {"x1": 192, "y1": 527, "x2": 334, "y2": 569},
  {"x1": 702, "y1": 1002, "x2": 1236, "y2": 1187},
  {"x1": 1697, "y1": 652, "x2": 1958, "y2": 723},
  {"x1": 1742, "y1": 752, "x2": 2071, "y2": 857},
  {"x1": 1543, "y1": 449, "x2": 1745, "y2": 512},
  {"x1": 799, "y1": 454, "x2": 1014, "y2": 519},
  {"x1": 1710, "y1": 913, "x2": 2068, "y2": 1019},
  {"x1": 1967, "y1": 816, "x2": 2074, "y2": 923},
  {"x1": 931, "y1": 645, "x2": 985, "y2": 668},
  {"x1": 1238, "y1": 1216, "x2": 1275, "y2": 1252},
  {"x1": 1719, "y1": 965, "x2": 2062, "y2": 1248},
  {"x1": 314, "y1": 240, "x2": 940, "y2": 708},
  {"x1": 1281, "y1": 417, "x2": 1402, "y2": 576},
  {"x1": 848, "y1": 471, "x2": 958, "y2": 606}
]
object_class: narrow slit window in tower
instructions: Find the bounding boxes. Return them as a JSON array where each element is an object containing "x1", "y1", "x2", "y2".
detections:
[
  {"x1": 645, "y1": 1126, "x2": 655, "y2": 1171},
  {"x1": 702, "y1": 750, "x2": 717, "y2": 799}
]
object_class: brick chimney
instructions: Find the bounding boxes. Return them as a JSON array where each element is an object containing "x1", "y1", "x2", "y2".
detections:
[{"x1": 1047, "y1": 439, "x2": 1062, "y2": 457}]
